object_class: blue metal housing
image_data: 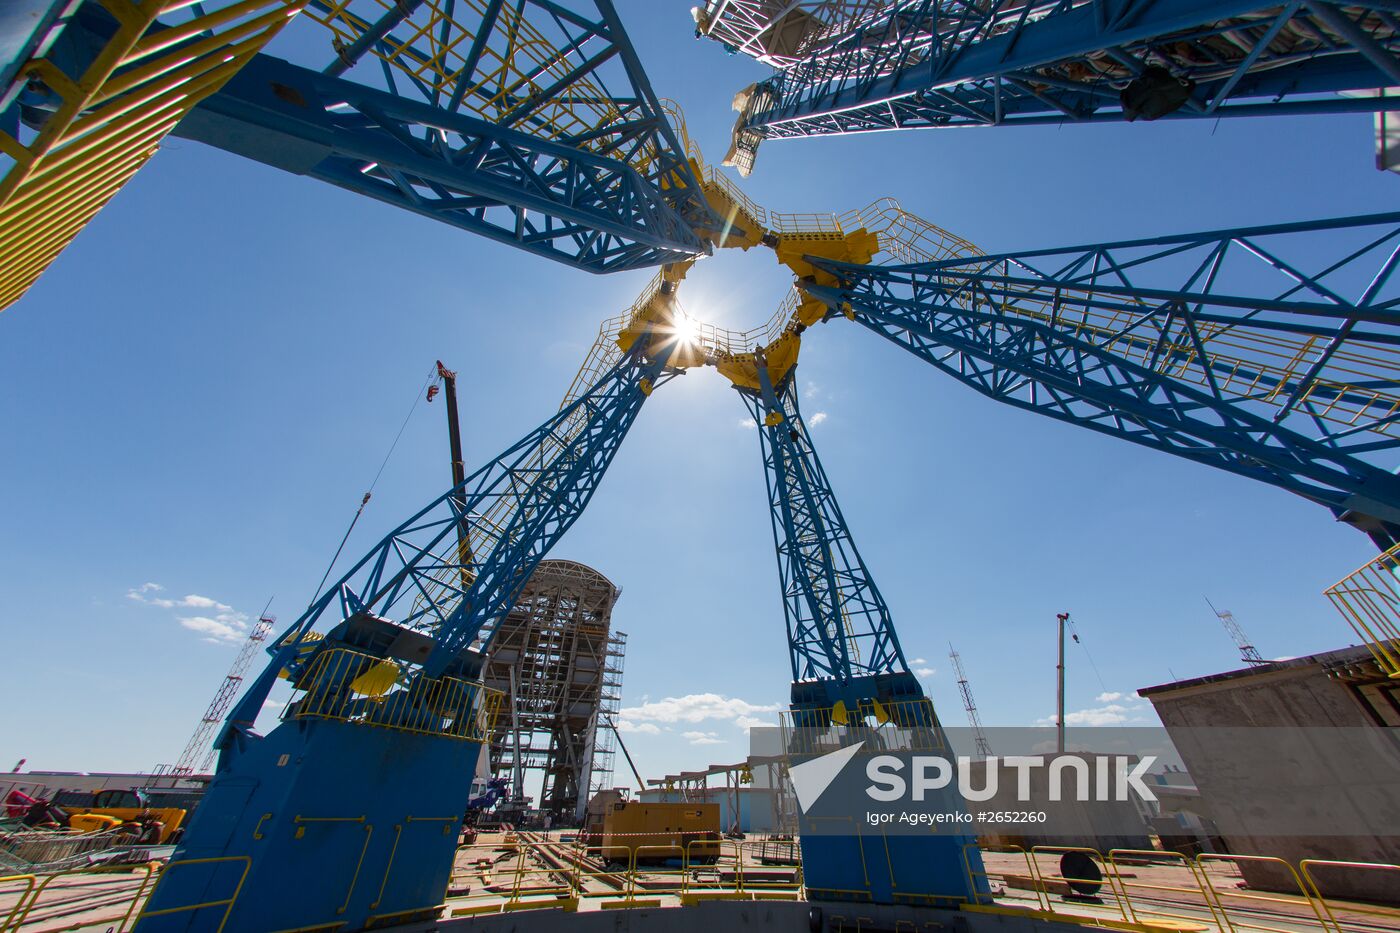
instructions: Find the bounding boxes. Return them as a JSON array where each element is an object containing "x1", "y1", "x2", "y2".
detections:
[{"x1": 800, "y1": 212, "x2": 1400, "y2": 548}]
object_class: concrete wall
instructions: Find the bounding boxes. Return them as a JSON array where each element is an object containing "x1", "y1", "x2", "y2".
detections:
[{"x1": 1140, "y1": 650, "x2": 1400, "y2": 902}]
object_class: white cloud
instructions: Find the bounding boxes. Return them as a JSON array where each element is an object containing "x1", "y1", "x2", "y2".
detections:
[
  {"x1": 127, "y1": 586, "x2": 234, "y2": 613},
  {"x1": 1038, "y1": 701, "x2": 1149, "y2": 727},
  {"x1": 617, "y1": 721, "x2": 662, "y2": 735},
  {"x1": 915, "y1": 666, "x2": 936, "y2": 678},
  {"x1": 178, "y1": 615, "x2": 249, "y2": 644},
  {"x1": 180, "y1": 594, "x2": 228, "y2": 610},
  {"x1": 804, "y1": 382, "x2": 821, "y2": 400},
  {"x1": 912, "y1": 657, "x2": 927, "y2": 665},
  {"x1": 129, "y1": 583, "x2": 247, "y2": 645},
  {"x1": 1096, "y1": 691, "x2": 1124, "y2": 703},
  {"x1": 619, "y1": 693, "x2": 780, "y2": 728},
  {"x1": 734, "y1": 715, "x2": 770, "y2": 731},
  {"x1": 738, "y1": 418, "x2": 757, "y2": 429},
  {"x1": 808, "y1": 411, "x2": 828, "y2": 425},
  {"x1": 683, "y1": 731, "x2": 725, "y2": 746}
]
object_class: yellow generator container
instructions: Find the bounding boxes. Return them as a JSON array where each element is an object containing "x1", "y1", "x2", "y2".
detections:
[{"x1": 600, "y1": 801, "x2": 720, "y2": 864}]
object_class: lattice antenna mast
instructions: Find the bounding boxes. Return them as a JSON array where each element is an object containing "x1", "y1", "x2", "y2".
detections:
[
  {"x1": 948, "y1": 646, "x2": 991, "y2": 757},
  {"x1": 1205, "y1": 598, "x2": 1266, "y2": 667},
  {"x1": 173, "y1": 613, "x2": 276, "y2": 775}
]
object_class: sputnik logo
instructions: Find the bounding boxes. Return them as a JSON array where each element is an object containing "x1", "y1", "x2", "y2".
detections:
[{"x1": 788, "y1": 740, "x2": 864, "y2": 813}]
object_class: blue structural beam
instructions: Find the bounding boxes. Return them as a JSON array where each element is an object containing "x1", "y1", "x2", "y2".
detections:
[
  {"x1": 738, "y1": 362, "x2": 985, "y2": 907},
  {"x1": 8, "y1": 1, "x2": 713, "y2": 275},
  {"x1": 738, "y1": 361, "x2": 909, "y2": 693},
  {"x1": 800, "y1": 212, "x2": 1400, "y2": 548},
  {"x1": 175, "y1": 52, "x2": 705, "y2": 274},
  {"x1": 269, "y1": 336, "x2": 680, "y2": 689},
  {"x1": 275, "y1": 0, "x2": 713, "y2": 270},
  {"x1": 139, "y1": 331, "x2": 680, "y2": 933},
  {"x1": 724, "y1": 0, "x2": 1400, "y2": 142}
]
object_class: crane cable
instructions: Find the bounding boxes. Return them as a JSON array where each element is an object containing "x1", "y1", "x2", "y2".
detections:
[
  {"x1": 306, "y1": 365, "x2": 439, "y2": 608},
  {"x1": 1065, "y1": 615, "x2": 1109, "y2": 694}
]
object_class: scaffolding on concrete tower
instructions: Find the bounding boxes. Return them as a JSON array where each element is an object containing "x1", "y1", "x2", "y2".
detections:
[{"x1": 481, "y1": 559, "x2": 625, "y2": 820}]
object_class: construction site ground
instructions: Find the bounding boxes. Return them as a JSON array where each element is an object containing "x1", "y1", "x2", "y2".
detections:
[{"x1": 2, "y1": 835, "x2": 1396, "y2": 931}]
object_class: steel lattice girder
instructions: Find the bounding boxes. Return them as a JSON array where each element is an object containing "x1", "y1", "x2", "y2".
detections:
[
  {"x1": 800, "y1": 212, "x2": 1400, "y2": 547},
  {"x1": 291, "y1": 0, "x2": 712, "y2": 269},
  {"x1": 739, "y1": 366, "x2": 909, "y2": 682},
  {"x1": 257, "y1": 338, "x2": 676, "y2": 703},
  {"x1": 175, "y1": 53, "x2": 705, "y2": 272},
  {"x1": 732, "y1": 0, "x2": 1400, "y2": 138}
]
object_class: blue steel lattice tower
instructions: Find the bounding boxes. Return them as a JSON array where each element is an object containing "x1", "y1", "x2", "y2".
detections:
[
  {"x1": 737, "y1": 357, "x2": 989, "y2": 906},
  {"x1": 136, "y1": 329, "x2": 683, "y2": 933}
]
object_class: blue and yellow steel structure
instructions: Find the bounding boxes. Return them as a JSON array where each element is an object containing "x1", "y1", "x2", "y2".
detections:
[
  {"x1": 135, "y1": 323, "x2": 686, "y2": 932},
  {"x1": 0, "y1": 0, "x2": 714, "y2": 313},
  {"x1": 695, "y1": 0, "x2": 1400, "y2": 169},
  {"x1": 0, "y1": 0, "x2": 308, "y2": 310},
  {"x1": 735, "y1": 358, "x2": 987, "y2": 906},
  {"x1": 795, "y1": 211, "x2": 1400, "y2": 548},
  {"x1": 7, "y1": 0, "x2": 1400, "y2": 921}
]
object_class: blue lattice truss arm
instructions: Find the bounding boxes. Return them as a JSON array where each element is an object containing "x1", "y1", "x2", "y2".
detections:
[
  {"x1": 224, "y1": 331, "x2": 680, "y2": 738},
  {"x1": 740, "y1": 361, "x2": 926, "y2": 710},
  {"x1": 799, "y1": 212, "x2": 1400, "y2": 549},
  {"x1": 27, "y1": 1, "x2": 712, "y2": 272},
  {"x1": 719, "y1": 0, "x2": 1400, "y2": 141}
]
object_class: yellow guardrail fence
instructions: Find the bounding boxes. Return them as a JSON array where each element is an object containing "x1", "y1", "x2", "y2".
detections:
[
  {"x1": 966, "y1": 844, "x2": 1400, "y2": 933},
  {"x1": 5, "y1": 835, "x2": 1397, "y2": 930},
  {"x1": 3, "y1": 861, "x2": 160, "y2": 933},
  {"x1": 285, "y1": 647, "x2": 504, "y2": 741},
  {"x1": 1326, "y1": 541, "x2": 1400, "y2": 678}
]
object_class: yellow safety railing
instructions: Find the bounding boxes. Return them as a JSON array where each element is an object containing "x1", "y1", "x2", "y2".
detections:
[
  {"x1": 0, "y1": 0, "x2": 308, "y2": 312},
  {"x1": 4, "y1": 862, "x2": 159, "y2": 933},
  {"x1": 129, "y1": 856, "x2": 250, "y2": 933},
  {"x1": 0, "y1": 873, "x2": 37, "y2": 933},
  {"x1": 1300, "y1": 858, "x2": 1400, "y2": 932},
  {"x1": 506, "y1": 837, "x2": 576, "y2": 913},
  {"x1": 1195, "y1": 853, "x2": 1334, "y2": 933},
  {"x1": 1325, "y1": 541, "x2": 1400, "y2": 677},
  {"x1": 305, "y1": 1, "x2": 657, "y2": 174},
  {"x1": 780, "y1": 697, "x2": 948, "y2": 755},
  {"x1": 1028, "y1": 845, "x2": 1131, "y2": 921},
  {"x1": 606, "y1": 845, "x2": 685, "y2": 909},
  {"x1": 1107, "y1": 848, "x2": 1228, "y2": 932},
  {"x1": 286, "y1": 647, "x2": 504, "y2": 740},
  {"x1": 682, "y1": 838, "x2": 749, "y2": 903},
  {"x1": 443, "y1": 830, "x2": 802, "y2": 916},
  {"x1": 962, "y1": 843, "x2": 1048, "y2": 913}
]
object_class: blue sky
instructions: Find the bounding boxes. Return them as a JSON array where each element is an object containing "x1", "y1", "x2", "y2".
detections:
[{"x1": 0, "y1": 2, "x2": 1393, "y2": 790}]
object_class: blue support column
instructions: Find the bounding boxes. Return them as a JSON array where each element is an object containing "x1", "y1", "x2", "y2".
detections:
[
  {"x1": 738, "y1": 362, "x2": 986, "y2": 907},
  {"x1": 800, "y1": 212, "x2": 1400, "y2": 548},
  {"x1": 137, "y1": 332, "x2": 680, "y2": 932}
]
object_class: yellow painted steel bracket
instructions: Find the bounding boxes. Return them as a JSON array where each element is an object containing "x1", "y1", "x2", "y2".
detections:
[{"x1": 0, "y1": 0, "x2": 307, "y2": 312}]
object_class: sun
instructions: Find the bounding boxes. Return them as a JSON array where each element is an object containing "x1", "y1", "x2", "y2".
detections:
[{"x1": 673, "y1": 313, "x2": 701, "y2": 346}]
